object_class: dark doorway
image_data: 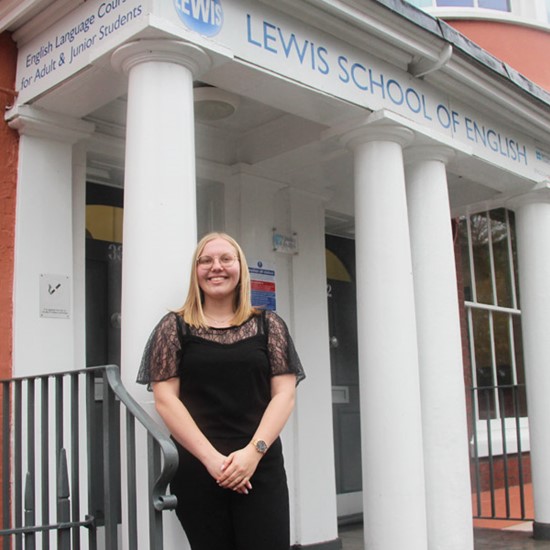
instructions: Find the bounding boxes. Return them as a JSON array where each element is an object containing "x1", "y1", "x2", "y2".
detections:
[
  {"x1": 85, "y1": 239, "x2": 122, "y2": 367},
  {"x1": 325, "y1": 235, "x2": 362, "y2": 510},
  {"x1": 85, "y1": 182, "x2": 123, "y2": 524},
  {"x1": 85, "y1": 183, "x2": 123, "y2": 367}
]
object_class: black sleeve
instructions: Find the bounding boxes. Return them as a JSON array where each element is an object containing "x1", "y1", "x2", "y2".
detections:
[
  {"x1": 264, "y1": 310, "x2": 306, "y2": 385},
  {"x1": 136, "y1": 312, "x2": 182, "y2": 389}
]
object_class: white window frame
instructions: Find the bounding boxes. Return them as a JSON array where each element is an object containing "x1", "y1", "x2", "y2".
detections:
[
  {"x1": 461, "y1": 209, "x2": 529, "y2": 458},
  {"x1": 466, "y1": 301, "x2": 529, "y2": 458},
  {"x1": 407, "y1": 0, "x2": 550, "y2": 27},
  {"x1": 408, "y1": 0, "x2": 511, "y2": 10}
]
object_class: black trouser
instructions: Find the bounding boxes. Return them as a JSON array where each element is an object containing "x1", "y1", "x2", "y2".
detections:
[{"x1": 171, "y1": 437, "x2": 290, "y2": 550}]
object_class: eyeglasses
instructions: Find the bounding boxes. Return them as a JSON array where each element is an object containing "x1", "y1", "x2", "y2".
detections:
[{"x1": 196, "y1": 254, "x2": 238, "y2": 268}]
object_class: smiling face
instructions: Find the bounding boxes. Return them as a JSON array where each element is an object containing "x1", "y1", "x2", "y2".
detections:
[{"x1": 196, "y1": 237, "x2": 241, "y2": 304}]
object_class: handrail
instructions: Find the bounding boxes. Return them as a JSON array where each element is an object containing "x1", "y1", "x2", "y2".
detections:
[{"x1": 101, "y1": 365, "x2": 179, "y2": 512}]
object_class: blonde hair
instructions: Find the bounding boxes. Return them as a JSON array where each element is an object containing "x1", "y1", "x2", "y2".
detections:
[{"x1": 178, "y1": 232, "x2": 257, "y2": 328}]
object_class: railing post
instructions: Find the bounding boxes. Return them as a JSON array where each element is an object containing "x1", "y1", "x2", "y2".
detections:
[
  {"x1": 102, "y1": 369, "x2": 119, "y2": 550},
  {"x1": 40, "y1": 377, "x2": 51, "y2": 550},
  {"x1": 2, "y1": 382, "x2": 10, "y2": 550},
  {"x1": 148, "y1": 434, "x2": 163, "y2": 550},
  {"x1": 85, "y1": 370, "x2": 98, "y2": 550},
  {"x1": 14, "y1": 380, "x2": 22, "y2": 550},
  {"x1": 514, "y1": 386, "x2": 527, "y2": 518},
  {"x1": 23, "y1": 473, "x2": 35, "y2": 550},
  {"x1": 126, "y1": 413, "x2": 138, "y2": 549},
  {"x1": 57, "y1": 450, "x2": 70, "y2": 550},
  {"x1": 70, "y1": 373, "x2": 81, "y2": 550}
]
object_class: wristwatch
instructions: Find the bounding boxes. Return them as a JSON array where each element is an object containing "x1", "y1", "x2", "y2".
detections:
[{"x1": 252, "y1": 439, "x2": 268, "y2": 454}]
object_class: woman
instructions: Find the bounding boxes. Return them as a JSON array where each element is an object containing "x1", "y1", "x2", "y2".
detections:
[{"x1": 137, "y1": 232, "x2": 305, "y2": 550}]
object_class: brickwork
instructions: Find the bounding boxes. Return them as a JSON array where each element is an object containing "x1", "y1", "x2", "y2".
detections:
[
  {"x1": 0, "y1": 30, "x2": 18, "y2": 526},
  {"x1": 471, "y1": 453, "x2": 532, "y2": 493},
  {"x1": 0, "y1": 31, "x2": 17, "y2": 382}
]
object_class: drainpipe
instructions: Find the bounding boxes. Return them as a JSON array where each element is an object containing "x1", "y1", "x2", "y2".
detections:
[{"x1": 408, "y1": 43, "x2": 453, "y2": 78}]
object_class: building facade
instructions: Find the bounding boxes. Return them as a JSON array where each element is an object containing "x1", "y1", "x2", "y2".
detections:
[
  {"x1": 408, "y1": 0, "x2": 550, "y2": 90},
  {"x1": 1, "y1": 0, "x2": 550, "y2": 548}
]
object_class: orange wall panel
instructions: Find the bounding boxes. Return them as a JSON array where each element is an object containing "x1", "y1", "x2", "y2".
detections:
[
  {"x1": 448, "y1": 20, "x2": 550, "y2": 92},
  {"x1": 0, "y1": 31, "x2": 18, "y2": 382}
]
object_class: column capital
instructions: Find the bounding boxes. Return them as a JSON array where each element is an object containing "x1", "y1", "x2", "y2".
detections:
[
  {"x1": 111, "y1": 39, "x2": 211, "y2": 77},
  {"x1": 341, "y1": 121, "x2": 414, "y2": 151},
  {"x1": 6, "y1": 104, "x2": 95, "y2": 143},
  {"x1": 404, "y1": 145, "x2": 455, "y2": 166},
  {"x1": 507, "y1": 182, "x2": 550, "y2": 210},
  {"x1": 324, "y1": 109, "x2": 414, "y2": 151}
]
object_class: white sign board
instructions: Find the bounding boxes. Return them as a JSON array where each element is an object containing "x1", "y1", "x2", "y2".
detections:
[
  {"x1": 273, "y1": 232, "x2": 298, "y2": 255},
  {"x1": 16, "y1": 0, "x2": 148, "y2": 103},
  {"x1": 40, "y1": 274, "x2": 70, "y2": 319}
]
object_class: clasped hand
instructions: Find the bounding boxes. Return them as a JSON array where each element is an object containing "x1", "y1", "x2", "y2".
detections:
[{"x1": 215, "y1": 445, "x2": 262, "y2": 495}]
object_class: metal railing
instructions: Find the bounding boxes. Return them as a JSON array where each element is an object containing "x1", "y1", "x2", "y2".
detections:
[
  {"x1": 470, "y1": 383, "x2": 532, "y2": 522},
  {"x1": 0, "y1": 365, "x2": 178, "y2": 549}
]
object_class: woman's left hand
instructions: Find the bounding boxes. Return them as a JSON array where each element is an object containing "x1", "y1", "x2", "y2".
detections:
[{"x1": 217, "y1": 444, "x2": 262, "y2": 494}]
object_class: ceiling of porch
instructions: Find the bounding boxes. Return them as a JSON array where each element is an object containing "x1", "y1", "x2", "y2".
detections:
[{"x1": 81, "y1": 72, "x2": 509, "y2": 240}]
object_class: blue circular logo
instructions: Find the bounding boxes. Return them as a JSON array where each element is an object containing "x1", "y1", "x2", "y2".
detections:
[{"x1": 174, "y1": 0, "x2": 224, "y2": 37}]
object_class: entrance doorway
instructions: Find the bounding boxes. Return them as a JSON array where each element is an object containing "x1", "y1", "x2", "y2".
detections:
[
  {"x1": 326, "y1": 235, "x2": 362, "y2": 520},
  {"x1": 85, "y1": 182, "x2": 123, "y2": 523},
  {"x1": 85, "y1": 183, "x2": 123, "y2": 368}
]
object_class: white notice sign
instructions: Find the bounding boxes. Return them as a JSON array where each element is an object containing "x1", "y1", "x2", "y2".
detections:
[{"x1": 40, "y1": 274, "x2": 71, "y2": 319}]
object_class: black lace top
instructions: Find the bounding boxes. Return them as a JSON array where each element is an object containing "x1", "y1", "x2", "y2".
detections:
[{"x1": 137, "y1": 310, "x2": 305, "y2": 439}]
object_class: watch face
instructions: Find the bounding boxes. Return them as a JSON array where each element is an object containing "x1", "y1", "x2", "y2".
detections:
[{"x1": 255, "y1": 440, "x2": 268, "y2": 453}]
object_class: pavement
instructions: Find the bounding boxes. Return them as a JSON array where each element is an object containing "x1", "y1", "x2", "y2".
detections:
[{"x1": 339, "y1": 522, "x2": 550, "y2": 549}]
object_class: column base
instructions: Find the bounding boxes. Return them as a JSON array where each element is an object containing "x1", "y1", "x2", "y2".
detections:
[
  {"x1": 534, "y1": 521, "x2": 550, "y2": 540},
  {"x1": 291, "y1": 538, "x2": 342, "y2": 549}
]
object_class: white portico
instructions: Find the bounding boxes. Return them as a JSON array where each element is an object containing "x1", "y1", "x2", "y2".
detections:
[{"x1": 3, "y1": 0, "x2": 550, "y2": 549}]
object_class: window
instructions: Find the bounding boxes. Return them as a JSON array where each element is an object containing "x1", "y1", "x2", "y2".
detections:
[
  {"x1": 437, "y1": 0, "x2": 474, "y2": 6},
  {"x1": 407, "y1": 0, "x2": 433, "y2": 6},
  {"x1": 406, "y1": 0, "x2": 510, "y2": 10},
  {"x1": 459, "y1": 209, "x2": 526, "y2": 415},
  {"x1": 477, "y1": 0, "x2": 510, "y2": 10},
  {"x1": 458, "y1": 209, "x2": 527, "y2": 456}
]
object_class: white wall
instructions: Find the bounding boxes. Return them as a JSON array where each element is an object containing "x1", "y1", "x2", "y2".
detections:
[{"x1": 13, "y1": 134, "x2": 77, "y2": 377}]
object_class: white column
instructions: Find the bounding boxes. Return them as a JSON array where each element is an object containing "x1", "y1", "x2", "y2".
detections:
[
  {"x1": 405, "y1": 147, "x2": 474, "y2": 550},
  {"x1": 340, "y1": 121, "x2": 428, "y2": 550},
  {"x1": 289, "y1": 189, "x2": 339, "y2": 547},
  {"x1": 511, "y1": 190, "x2": 550, "y2": 540},
  {"x1": 111, "y1": 39, "x2": 210, "y2": 549},
  {"x1": 111, "y1": 39, "x2": 210, "y2": 396},
  {"x1": 7, "y1": 105, "x2": 94, "y2": 378}
]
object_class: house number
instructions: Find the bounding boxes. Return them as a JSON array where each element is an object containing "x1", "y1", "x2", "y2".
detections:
[{"x1": 108, "y1": 243, "x2": 123, "y2": 261}]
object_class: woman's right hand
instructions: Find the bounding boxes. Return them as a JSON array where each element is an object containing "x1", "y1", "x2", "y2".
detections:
[{"x1": 203, "y1": 449, "x2": 252, "y2": 494}]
